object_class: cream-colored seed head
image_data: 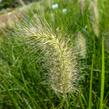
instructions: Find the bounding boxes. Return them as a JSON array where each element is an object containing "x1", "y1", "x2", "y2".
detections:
[
  {"x1": 89, "y1": 0, "x2": 99, "y2": 37},
  {"x1": 75, "y1": 32, "x2": 86, "y2": 58},
  {"x1": 14, "y1": 17, "x2": 78, "y2": 94},
  {"x1": 79, "y1": 0, "x2": 85, "y2": 14}
]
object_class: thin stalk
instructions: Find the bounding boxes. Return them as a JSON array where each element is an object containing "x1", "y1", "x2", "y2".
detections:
[{"x1": 100, "y1": 37, "x2": 105, "y2": 109}]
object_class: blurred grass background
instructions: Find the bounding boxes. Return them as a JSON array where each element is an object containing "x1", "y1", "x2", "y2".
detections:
[{"x1": 0, "y1": 0, "x2": 109, "y2": 109}]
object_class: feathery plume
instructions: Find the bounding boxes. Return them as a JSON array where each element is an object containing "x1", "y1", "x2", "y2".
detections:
[
  {"x1": 12, "y1": 15, "x2": 78, "y2": 94},
  {"x1": 0, "y1": 2, "x2": 35, "y2": 29},
  {"x1": 79, "y1": 0, "x2": 85, "y2": 14},
  {"x1": 89, "y1": 0, "x2": 99, "y2": 37},
  {"x1": 75, "y1": 32, "x2": 86, "y2": 58}
]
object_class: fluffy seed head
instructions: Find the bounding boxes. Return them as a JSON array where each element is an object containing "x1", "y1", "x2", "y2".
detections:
[
  {"x1": 79, "y1": 0, "x2": 85, "y2": 14},
  {"x1": 12, "y1": 15, "x2": 78, "y2": 94},
  {"x1": 75, "y1": 32, "x2": 86, "y2": 58},
  {"x1": 89, "y1": 0, "x2": 99, "y2": 37}
]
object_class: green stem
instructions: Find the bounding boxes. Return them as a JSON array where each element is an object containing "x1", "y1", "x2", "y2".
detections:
[{"x1": 100, "y1": 37, "x2": 105, "y2": 109}]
